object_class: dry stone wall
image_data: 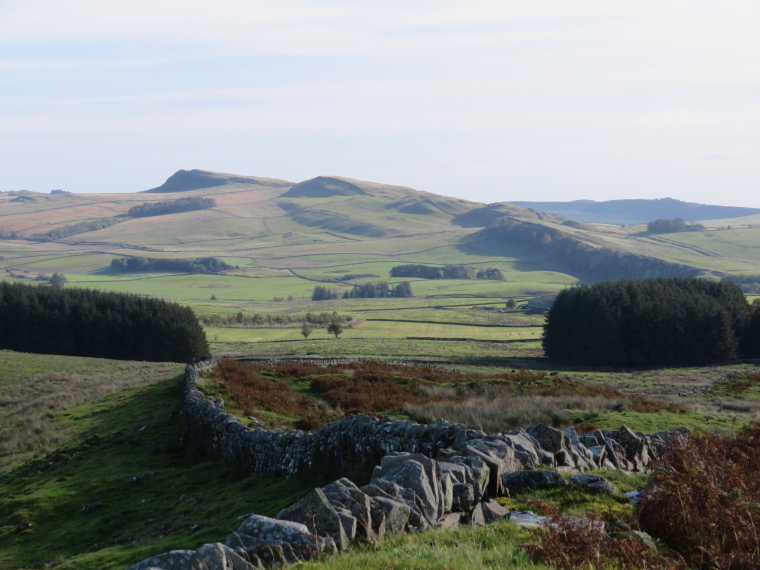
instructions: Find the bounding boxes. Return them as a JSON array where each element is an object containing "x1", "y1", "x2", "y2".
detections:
[
  {"x1": 127, "y1": 360, "x2": 687, "y2": 569},
  {"x1": 184, "y1": 360, "x2": 680, "y2": 480}
]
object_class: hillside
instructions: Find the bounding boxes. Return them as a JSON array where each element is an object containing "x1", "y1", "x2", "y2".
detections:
[
  {"x1": 505, "y1": 197, "x2": 760, "y2": 225},
  {"x1": 2, "y1": 171, "x2": 760, "y2": 305}
]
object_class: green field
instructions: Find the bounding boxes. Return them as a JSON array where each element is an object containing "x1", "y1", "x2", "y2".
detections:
[{"x1": 0, "y1": 352, "x2": 314, "y2": 570}]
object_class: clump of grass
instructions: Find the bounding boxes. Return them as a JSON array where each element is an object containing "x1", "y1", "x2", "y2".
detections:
[{"x1": 637, "y1": 423, "x2": 760, "y2": 569}]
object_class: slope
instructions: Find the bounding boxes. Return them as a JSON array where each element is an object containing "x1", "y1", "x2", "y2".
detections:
[{"x1": 2, "y1": 171, "x2": 760, "y2": 304}]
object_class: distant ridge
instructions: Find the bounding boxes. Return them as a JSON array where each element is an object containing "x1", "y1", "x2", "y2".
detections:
[
  {"x1": 503, "y1": 197, "x2": 760, "y2": 225},
  {"x1": 143, "y1": 169, "x2": 292, "y2": 193}
]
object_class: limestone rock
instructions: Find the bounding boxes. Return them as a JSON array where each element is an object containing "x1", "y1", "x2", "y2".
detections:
[
  {"x1": 509, "y1": 511, "x2": 550, "y2": 528},
  {"x1": 502, "y1": 470, "x2": 567, "y2": 496},
  {"x1": 128, "y1": 550, "x2": 203, "y2": 570},
  {"x1": 569, "y1": 474, "x2": 619, "y2": 495},
  {"x1": 195, "y1": 542, "x2": 258, "y2": 570},
  {"x1": 452, "y1": 483, "x2": 475, "y2": 512},
  {"x1": 276, "y1": 488, "x2": 349, "y2": 551},
  {"x1": 235, "y1": 514, "x2": 335, "y2": 561},
  {"x1": 371, "y1": 496, "x2": 411, "y2": 535}
]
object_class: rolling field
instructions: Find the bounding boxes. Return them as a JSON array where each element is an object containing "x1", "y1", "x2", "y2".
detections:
[{"x1": 205, "y1": 320, "x2": 543, "y2": 343}]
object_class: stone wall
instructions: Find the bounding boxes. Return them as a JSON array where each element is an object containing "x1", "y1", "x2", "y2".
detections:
[
  {"x1": 184, "y1": 361, "x2": 489, "y2": 479},
  {"x1": 183, "y1": 360, "x2": 676, "y2": 481},
  {"x1": 127, "y1": 360, "x2": 685, "y2": 569}
]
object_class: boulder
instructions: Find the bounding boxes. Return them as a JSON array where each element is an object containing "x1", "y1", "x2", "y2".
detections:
[
  {"x1": 128, "y1": 550, "x2": 204, "y2": 570},
  {"x1": 509, "y1": 511, "x2": 550, "y2": 528},
  {"x1": 458, "y1": 443, "x2": 518, "y2": 497},
  {"x1": 479, "y1": 499, "x2": 510, "y2": 523},
  {"x1": 578, "y1": 429, "x2": 607, "y2": 448},
  {"x1": 502, "y1": 470, "x2": 567, "y2": 496},
  {"x1": 235, "y1": 514, "x2": 335, "y2": 561},
  {"x1": 370, "y1": 496, "x2": 411, "y2": 535},
  {"x1": 500, "y1": 429, "x2": 543, "y2": 468},
  {"x1": 437, "y1": 455, "x2": 489, "y2": 502},
  {"x1": 276, "y1": 488, "x2": 349, "y2": 551},
  {"x1": 440, "y1": 472, "x2": 453, "y2": 513},
  {"x1": 195, "y1": 543, "x2": 259, "y2": 570},
  {"x1": 436, "y1": 512, "x2": 462, "y2": 529},
  {"x1": 569, "y1": 474, "x2": 619, "y2": 495},
  {"x1": 526, "y1": 424, "x2": 564, "y2": 453},
  {"x1": 321, "y1": 478, "x2": 376, "y2": 543},
  {"x1": 334, "y1": 507, "x2": 358, "y2": 541},
  {"x1": 452, "y1": 483, "x2": 475, "y2": 512},
  {"x1": 371, "y1": 455, "x2": 444, "y2": 524}
]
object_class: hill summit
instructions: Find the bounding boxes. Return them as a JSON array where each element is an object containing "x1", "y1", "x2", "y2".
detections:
[{"x1": 144, "y1": 169, "x2": 292, "y2": 193}]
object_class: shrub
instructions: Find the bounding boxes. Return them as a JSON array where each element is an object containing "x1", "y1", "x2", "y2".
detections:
[
  {"x1": 636, "y1": 423, "x2": 760, "y2": 569},
  {"x1": 524, "y1": 511, "x2": 685, "y2": 569}
]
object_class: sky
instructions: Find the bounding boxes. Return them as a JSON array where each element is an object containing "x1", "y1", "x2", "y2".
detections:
[{"x1": 1, "y1": 1, "x2": 760, "y2": 206}]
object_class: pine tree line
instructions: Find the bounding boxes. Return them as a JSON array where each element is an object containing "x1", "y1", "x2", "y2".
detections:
[
  {"x1": 543, "y1": 277, "x2": 757, "y2": 367},
  {"x1": 0, "y1": 282, "x2": 208, "y2": 362}
]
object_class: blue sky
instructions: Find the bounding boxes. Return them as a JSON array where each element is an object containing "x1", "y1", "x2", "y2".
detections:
[{"x1": 2, "y1": 1, "x2": 759, "y2": 207}]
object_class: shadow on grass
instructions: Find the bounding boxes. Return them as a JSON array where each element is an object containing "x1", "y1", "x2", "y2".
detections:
[{"x1": 0, "y1": 374, "x2": 317, "y2": 570}]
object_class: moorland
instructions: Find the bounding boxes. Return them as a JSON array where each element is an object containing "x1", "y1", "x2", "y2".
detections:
[{"x1": 2, "y1": 170, "x2": 760, "y2": 568}]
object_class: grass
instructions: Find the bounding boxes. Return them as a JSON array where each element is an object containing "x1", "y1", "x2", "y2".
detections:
[
  {"x1": 0, "y1": 352, "x2": 181, "y2": 469},
  {"x1": 205, "y1": 321, "x2": 543, "y2": 343},
  {"x1": 298, "y1": 520, "x2": 549, "y2": 569},
  {"x1": 497, "y1": 469, "x2": 647, "y2": 518},
  {"x1": 0, "y1": 371, "x2": 314, "y2": 570}
]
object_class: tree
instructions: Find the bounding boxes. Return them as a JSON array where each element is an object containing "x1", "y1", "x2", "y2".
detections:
[
  {"x1": 311, "y1": 286, "x2": 338, "y2": 301},
  {"x1": 49, "y1": 273, "x2": 67, "y2": 288},
  {"x1": 543, "y1": 277, "x2": 750, "y2": 367},
  {"x1": 506, "y1": 299, "x2": 516, "y2": 309},
  {"x1": 301, "y1": 324, "x2": 313, "y2": 339},
  {"x1": 327, "y1": 322, "x2": 343, "y2": 338}
]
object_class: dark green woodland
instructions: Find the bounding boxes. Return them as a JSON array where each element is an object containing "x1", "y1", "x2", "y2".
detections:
[
  {"x1": 0, "y1": 282, "x2": 208, "y2": 362},
  {"x1": 543, "y1": 277, "x2": 757, "y2": 367}
]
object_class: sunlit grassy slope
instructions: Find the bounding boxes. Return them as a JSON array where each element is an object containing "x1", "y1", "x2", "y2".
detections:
[{"x1": 3, "y1": 170, "x2": 760, "y2": 313}]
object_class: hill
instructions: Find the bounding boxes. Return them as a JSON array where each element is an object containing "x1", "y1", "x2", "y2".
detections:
[
  {"x1": 2, "y1": 170, "x2": 760, "y2": 305},
  {"x1": 144, "y1": 169, "x2": 293, "y2": 193},
  {"x1": 504, "y1": 197, "x2": 760, "y2": 225}
]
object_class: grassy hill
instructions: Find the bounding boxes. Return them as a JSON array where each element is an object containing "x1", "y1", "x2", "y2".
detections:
[{"x1": 2, "y1": 170, "x2": 760, "y2": 310}]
